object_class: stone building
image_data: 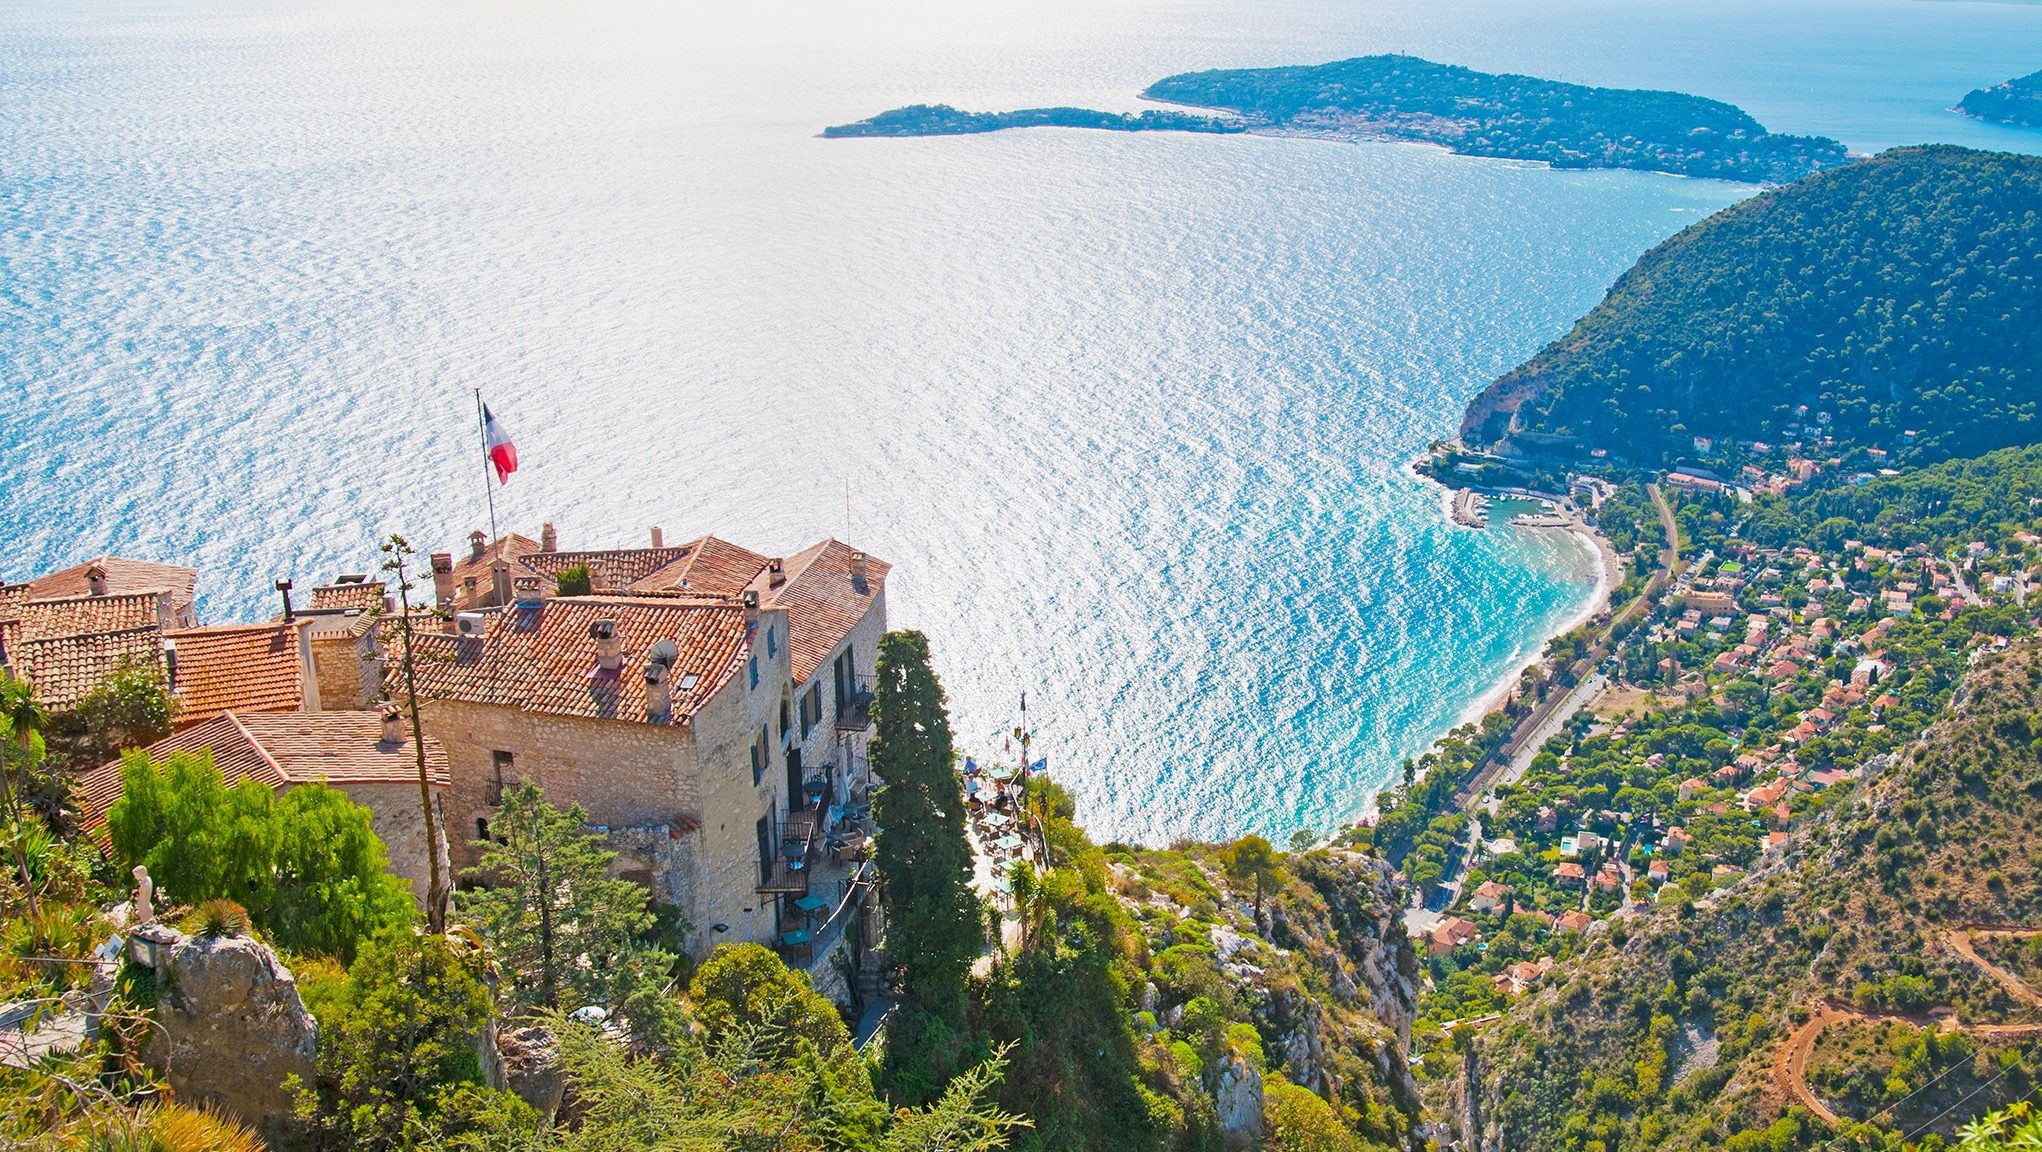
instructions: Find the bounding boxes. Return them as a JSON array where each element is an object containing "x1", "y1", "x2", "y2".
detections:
[
  {"x1": 0, "y1": 558, "x2": 198, "y2": 712},
  {"x1": 73, "y1": 707, "x2": 451, "y2": 899},
  {"x1": 407, "y1": 587, "x2": 794, "y2": 954},
  {"x1": 402, "y1": 526, "x2": 890, "y2": 962}
]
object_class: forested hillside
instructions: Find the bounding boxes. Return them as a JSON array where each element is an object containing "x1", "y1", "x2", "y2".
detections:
[
  {"x1": 1960, "y1": 70, "x2": 2042, "y2": 128},
  {"x1": 1142, "y1": 55, "x2": 1845, "y2": 181},
  {"x1": 1461, "y1": 145, "x2": 2042, "y2": 466},
  {"x1": 1462, "y1": 641, "x2": 2042, "y2": 1151}
]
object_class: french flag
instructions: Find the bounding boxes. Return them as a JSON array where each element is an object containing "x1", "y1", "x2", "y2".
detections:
[{"x1": 483, "y1": 405, "x2": 518, "y2": 485}]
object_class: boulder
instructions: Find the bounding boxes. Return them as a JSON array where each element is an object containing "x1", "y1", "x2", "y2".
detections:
[
  {"x1": 492, "y1": 1022, "x2": 566, "y2": 1120},
  {"x1": 145, "y1": 931, "x2": 317, "y2": 1132}
]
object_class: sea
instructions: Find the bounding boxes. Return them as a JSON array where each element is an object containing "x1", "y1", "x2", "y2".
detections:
[{"x1": 3, "y1": 0, "x2": 2039, "y2": 845}]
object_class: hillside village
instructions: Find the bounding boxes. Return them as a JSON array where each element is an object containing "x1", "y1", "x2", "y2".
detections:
[{"x1": 0, "y1": 525, "x2": 893, "y2": 1003}]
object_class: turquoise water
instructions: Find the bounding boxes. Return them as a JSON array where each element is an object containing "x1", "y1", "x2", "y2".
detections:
[{"x1": 4, "y1": 0, "x2": 2039, "y2": 843}]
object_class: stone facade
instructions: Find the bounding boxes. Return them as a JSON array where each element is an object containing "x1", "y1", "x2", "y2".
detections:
[
  {"x1": 307, "y1": 623, "x2": 382, "y2": 712},
  {"x1": 785, "y1": 584, "x2": 887, "y2": 802},
  {"x1": 340, "y1": 780, "x2": 440, "y2": 900},
  {"x1": 422, "y1": 605, "x2": 794, "y2": 956}
]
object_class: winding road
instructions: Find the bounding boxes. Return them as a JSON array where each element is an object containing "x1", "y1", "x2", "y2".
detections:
[{"x1": 1770, "y1": 926, "x2": 2042, "y2": 1128}]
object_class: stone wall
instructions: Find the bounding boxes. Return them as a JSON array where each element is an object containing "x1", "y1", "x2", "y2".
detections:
[
  {"x1": 308, "y1": 630, "x2": 380, "y2": 711},
  {"x1": 788, "y1": 587, "x2": 886, "y2": 797},
  {"x1": 688, "y1": 606, "x2": 791, "y2": 953},
  {"x1": 424, "y1": 700, "x2": 700, "y2": 876},
  {"x1": 338, "y1": 780, "x2": 443, "y2": 901}
]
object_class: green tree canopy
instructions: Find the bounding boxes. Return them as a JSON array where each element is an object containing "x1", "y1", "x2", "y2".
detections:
[
  {"x1": 462, "y1": 781, "x2": 669, "y2": 1015},
  {"x1": 870, "y1": 630, "x2": 985, "y2": 1098},
  {"x1": 294, "y1": 928, "x2": 505, "y2": 1151},
  {"x1": 106, "y1": 749, "x2": 411, "y2": 959}
]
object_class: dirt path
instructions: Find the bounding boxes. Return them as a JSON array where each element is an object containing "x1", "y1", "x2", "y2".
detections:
[
  {"x1": 1770, "y1": 928, "x2": 2042, "y2": 1129},
  {"x1": 1948, "y1": 926, "x2": 2042, "y2": 1010}
]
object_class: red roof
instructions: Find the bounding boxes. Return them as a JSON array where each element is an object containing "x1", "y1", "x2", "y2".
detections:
[
  {"x1": 405, "y1": 596, "x2": 752, "y2": 725},
  {"x1": 630, "y1": 536, "x2": 772, "y2": 599},
  {"x1": 74, "y1": 710, "x2": 450, "y2": 843},
  {"x1": 764, "y1": 540, "x2": 888, "y2": 685},
  {"x1": 307, "y1": 581, "x2": 386, "y2": 613},
  {"x1": 22, "y1": 557, "x2": 197, "y2": 614},
  {"x1": 166, "y1": 624, "x2": 305, "y2": 726}
]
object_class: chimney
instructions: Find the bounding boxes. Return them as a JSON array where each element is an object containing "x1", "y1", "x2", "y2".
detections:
[
  {"x1": 650, "y1": 526, "x2": 664, "y2": 549},
  {"x1": 431, "y1": 553, "x2": 455, "y2": 608},
  {"x1": 275, "y1": 578, "x2": 295, "y2": 623},
  {"x1": 589, "y1": 560, "x2": 609, "y2": 592},
  {"x1": 379, "y1": 704, "x2": 404, "y2": 745},
  {"x1": 848, "y1": 551, "x2": 868, "y2": 585},
  {"x1": 590, "y1": 619, "x2": 623, "y2": 672},
  {"x1": 768, "y1": 558, "x2": 785, "y2": 589},
  {"x1": 644, "y1": 663, "x2": 671, "y2": 720},
  {"x1": 469, "y1": 531, "x2": 488, "y2": 562},
  {"x1": 86, "y1": 565, "x2": 108, "y2": 597},
  {"x1": 540, "y1": 522, "x2": 558, "y2": 553},
  {"x1": 742, "y1": 589, "x2": 760, "y2": 630},
  {"x1": 490, "y1": 561, "x2": 512, "y2": 607},
  {"x1": 643, "y1": 640, "x2": 678, "y2": 723},
  {"x1": 513, "y1": 575, "x2": 545, "y2": 608},
  {"x1": 162, "y1": 638, "x2": 179, "y2": 691}
]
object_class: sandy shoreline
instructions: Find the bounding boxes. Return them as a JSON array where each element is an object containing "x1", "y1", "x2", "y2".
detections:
[{"x1": 1449, "y1": 502, "x2": 1621, "y2": 733}]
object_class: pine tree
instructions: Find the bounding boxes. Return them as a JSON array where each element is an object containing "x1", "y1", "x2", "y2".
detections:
[
  {"x1": 870, "y1": 631, "x2": 984, "y2": 1096},
  {"x1": 461, "y1": 781, "x2": 665, "y2": 1013}
]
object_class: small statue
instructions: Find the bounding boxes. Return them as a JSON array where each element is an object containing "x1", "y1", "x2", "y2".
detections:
[{"x1": 131, "y1": 865, "x2": 155, "y2": 926}]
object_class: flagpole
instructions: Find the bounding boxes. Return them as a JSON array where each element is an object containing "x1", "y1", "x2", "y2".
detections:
[{"x1": 475, "y1": 388, "x2": 500, "y2": 548}]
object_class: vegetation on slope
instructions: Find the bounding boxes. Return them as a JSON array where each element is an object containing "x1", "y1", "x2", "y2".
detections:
[
  {"x1": 1959, "y1": 70, "x2": 2042, "y2": 129},
  {"x1": 1466, "y1": 638, "x2": 2042, "y2": 1151},
  {"x1": 1143, "y1": 55, "x2": 1846, "y2": 181},
  {"x1": 1461, "y1": 145, "x2": 2042, "y2": 467}
]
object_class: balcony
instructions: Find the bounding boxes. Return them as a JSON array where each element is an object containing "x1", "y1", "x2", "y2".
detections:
[
  {"x1": 756, "y1": 808, "x2": 824, "y2": 895},
  {"x1": 835, "y1": 681, "x2": 874, "y2": 732}
]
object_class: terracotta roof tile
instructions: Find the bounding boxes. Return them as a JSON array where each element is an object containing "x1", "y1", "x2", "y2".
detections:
[
  {"x1": 165, "y1": 624, "x2": 304, "y2": 726},
  {"x1": 308, "y1": 581, "x2": 386, "y2": 613},
  {"x1": 23, "y1": 557, "x2": 197, "y2": 613},
  {"x1": 524, "y1": 547, "x2": 695, "y2": 592},
  {"x1": 12, "y1": 592, "x2": 169, "y2": 640},
  {"x1": 406, "y1": 596, "x2": 751, "y2": 725},
  {"x1": 75, "y1": 710, "x2": 449, "y2": 842},
  {"x1": 631, "y1": 536, "x2": 772, "y2": 599},
  {"x1": 15, "y1": 628, "x2": 166, "y2": 710},
  {"x1": 447, "y1": 534, "x2": 543, "y2": 608},
  {"x1": 764, "y1": 540, "x2": 887, "y2": 685}
]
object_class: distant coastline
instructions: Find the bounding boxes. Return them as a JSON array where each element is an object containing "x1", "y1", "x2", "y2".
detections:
[
  {"x1": 826, "y1": 54, "x2": 1850, "y2": 183},
  {"x1": 1958, "y1": 68, "x2": 2042, "y2": 127}
]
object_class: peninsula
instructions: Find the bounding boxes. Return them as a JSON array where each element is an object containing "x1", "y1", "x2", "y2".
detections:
[
  {"x1": 1457, "y1": 145, "x2": 2042, "y2": 468},
  {"x1": 1960, "y1": 67, "x2": 2042, "y2": 128},
  {"x1": 826, "y1": 54, "x2": 1850, "y2": 183}
]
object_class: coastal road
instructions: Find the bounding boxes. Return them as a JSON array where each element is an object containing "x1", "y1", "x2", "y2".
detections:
[{"x1": 1453, "y1": 483, "x2": 1679, "y2": 813}]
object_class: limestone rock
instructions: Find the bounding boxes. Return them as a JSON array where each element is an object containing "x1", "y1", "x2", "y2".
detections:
[
  {"x1": 1209, "y1": 1048, "x2": 1265, "y2": 1149},
  {"x1": 145, "y1": 931, "x2": 317, "y2": 1132},
  {"x1": 494, "y1": 1023, "x2": 566, "y2": 1120}
]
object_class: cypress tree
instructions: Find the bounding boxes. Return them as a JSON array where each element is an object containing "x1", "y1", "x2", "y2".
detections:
[{"x1": 870, "y1": 630, "x2": 984, "y2": 1095}]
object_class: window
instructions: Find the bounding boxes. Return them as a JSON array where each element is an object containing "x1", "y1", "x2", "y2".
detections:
[
  {"x1": 780, "y1": 698, "x2": 792, "y2": 738},
  {"x1": 750, "y1": 740, "x2": 761, "y2": 785},
  {"x1": 475, "y1": 817, "x2": 490, "y2": 841},
  {"x1": 752, "y1": 726, "x2": 769, "y2": 786},
  {"x1": 767, "y1": 625, "x2": 777, "y2": 659},
  {"x1": 749, "y1": 656, "x2": 759, "y2": 689},
  {"x1": 489, "y1": 750, "x2": 513, "y2": 805},
  {"x1": 801, "y1": 683, "x2": 820, "y2": 737}
]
